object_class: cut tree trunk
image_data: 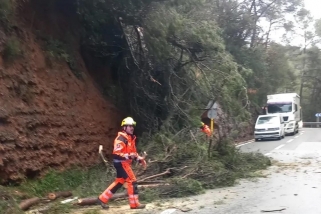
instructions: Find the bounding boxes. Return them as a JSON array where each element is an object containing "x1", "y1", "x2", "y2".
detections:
[
  {"x1": 47, "y1": 191, "x2": 72, "y2": 200},
  {"x1": 75, "y1": 192, "x2": 128, "y2": 206},
  {"x1": 19, "y1": 197, "x2": 41, "y2": 211}
]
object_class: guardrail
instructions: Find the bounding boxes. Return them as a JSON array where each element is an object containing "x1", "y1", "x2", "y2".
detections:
[{"x1": 303, "y1": 122, "x2": 321, "y2": 128}]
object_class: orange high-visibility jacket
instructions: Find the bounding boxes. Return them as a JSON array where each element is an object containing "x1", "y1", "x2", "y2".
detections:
[
  {"x1": 112, "y1": 131, "x2": 138, "y2": 163},
  {"x1": 201, "y1": 125, "x2": 211, "y2": 137}
]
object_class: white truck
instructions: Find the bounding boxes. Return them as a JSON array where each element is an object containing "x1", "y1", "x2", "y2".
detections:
[{"x1": 264, "y1": 93, "x2": 302, "y2": 135}]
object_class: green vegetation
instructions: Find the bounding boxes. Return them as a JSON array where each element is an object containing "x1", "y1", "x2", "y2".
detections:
[
  {"x1": 19, "y1": 164, "x2": 115, "y2": 197},
  {"x1": 0, "y1": 0, "x2": 14, "y2": 27},
  {"x1": 44, "y1": 203, "x2": 73, "y2": 214},
  {"x1": 2, "y1": 37, "x2": 22, "y2": 62},
  {"x1": 0, "y1": 186, "x2": 23, "y2": 214},
  {"x1": 44, "y1": 38, "x2": 82, "y2": 79}
]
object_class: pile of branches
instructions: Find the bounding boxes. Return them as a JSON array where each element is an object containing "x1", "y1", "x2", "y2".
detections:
[{"x1": 133, "y1": 126, "x2": 271, "y2": 196}]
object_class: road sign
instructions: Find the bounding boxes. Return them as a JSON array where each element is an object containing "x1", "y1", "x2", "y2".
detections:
[
  {"x1": 212, "y1": 102, "x2": 218, "y2": 109},
  {"x1": 207, "y1": 108, "x2": 218, "y2": 119}
]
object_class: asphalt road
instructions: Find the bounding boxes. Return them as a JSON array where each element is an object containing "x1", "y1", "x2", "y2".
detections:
[
  {"x1": 156, "y1": 128, "x2": 321, "y2": 214},
  {"x1": 237, "y1": 128, "x2": 320, "y2": 156}
]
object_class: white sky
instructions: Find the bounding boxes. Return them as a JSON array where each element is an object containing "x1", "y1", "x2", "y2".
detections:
[
  {"x1": 305, "y1": 0, "x2": 321, "y2": 20},
  {"x1": 268, "y1": 0, "x2": 321, "y2": 46}
]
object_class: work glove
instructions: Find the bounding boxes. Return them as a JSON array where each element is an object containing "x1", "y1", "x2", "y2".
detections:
[
  {"x1": 137, "y1": 156, "x2": 147, "y2": 170},
  {"x1": 129, "y1": 152, "x2": 138, "y2": 160}
]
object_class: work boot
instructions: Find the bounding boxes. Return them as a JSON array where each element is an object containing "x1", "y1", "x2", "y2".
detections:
[
  {"x1": 130, "y1": 204, "x2": 146, "y2": 209},
  {"x1": 97, "y1": 198, "x2": 109, "y2": 209}
]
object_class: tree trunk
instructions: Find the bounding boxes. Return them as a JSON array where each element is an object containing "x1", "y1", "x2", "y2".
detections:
[
  {"x1": 19, "y1": 197, "x2": 41, "y2": 211},
  {"x1": 47, "y1": 191, "x2": 72, "y2": 200}
]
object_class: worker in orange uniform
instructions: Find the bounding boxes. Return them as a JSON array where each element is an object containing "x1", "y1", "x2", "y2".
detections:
[
  {"x1": 98, "y1": 117, "x2": 147, "y2": 209},
  {"x1": 200, "y1": 122, "x2": 211, "y2": 137}
]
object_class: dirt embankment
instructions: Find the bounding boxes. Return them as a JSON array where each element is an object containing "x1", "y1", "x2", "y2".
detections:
[{"x1": 0, "y1": 0, "x2": 123, "y2": 184}]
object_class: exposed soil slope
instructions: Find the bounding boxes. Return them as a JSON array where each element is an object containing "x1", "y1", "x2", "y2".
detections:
[{"x1": 0, "y1": 0, "x2": 123, "y2": 184}]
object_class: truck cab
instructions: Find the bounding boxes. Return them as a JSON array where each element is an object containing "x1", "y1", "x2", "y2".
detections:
[{"x1": 265, "y1": 93, "x2": 301, "y2": 135}]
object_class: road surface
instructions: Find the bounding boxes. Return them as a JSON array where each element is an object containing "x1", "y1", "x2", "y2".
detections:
[{"x1": 154, "y1": 128, "x2": 321, "y2": 214}]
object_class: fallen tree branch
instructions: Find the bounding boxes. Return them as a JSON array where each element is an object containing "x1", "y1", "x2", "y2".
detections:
[
  {"x1": 137, "y1": 181, "x2": 168, "y2": 185},
  {"x1": 190, "y1": 130, "x2": 199, "y2": 144},
  {"x1": 139, "y1": 183, "x2": 170, "y2": 188},
  {"x1": 138, "y1": 169, "x2": 172, "y2": 182},
  {"x1": 147, "y1": 146, "x2": 177, "y2": 164},
  {"x1": 181, "y1": 168, "x2": 198, "y2": 179},
  {"x1": 98, "y1": 145, "x2": 109, "y2": 167},
  {"x1": 138, "y1": 166, "x2": 188, "y2": 182}
]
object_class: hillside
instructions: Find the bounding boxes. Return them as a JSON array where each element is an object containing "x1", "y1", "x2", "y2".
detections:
[{"x1": 0, "y1": 0, "x2": 124, "y2": 184}]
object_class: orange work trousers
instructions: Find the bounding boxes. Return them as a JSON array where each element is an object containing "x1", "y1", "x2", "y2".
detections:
[{"x1": 99, "y1": 161, "x2": 140, "y2": 208}]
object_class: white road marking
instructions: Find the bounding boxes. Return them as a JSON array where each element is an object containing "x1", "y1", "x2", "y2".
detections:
[
  {"x1": 275, "y1": 144, "x2": 285, "y2": 150},
  {"x1": 264, "y1": 153, "x2": 271, "y2": 156},
  {"x1": 236, "y1": 140, "x2": 254, "y2": 147},
  {"x1": 294, "y1": 136, "x2": 299, "y2": 138},
  {"x1": 287, "y1": 139, "x2": 294, "y2": 143},
  {"x1": 160, "y1": 209, "x2": 177, "y2": 214}
]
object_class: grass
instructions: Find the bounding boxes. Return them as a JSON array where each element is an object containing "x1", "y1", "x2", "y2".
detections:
[
  {"x1": 18, "y1": 164, "x2": 116, "y2": 198},
  {"x1": 0, "y1": 186, "x2": 23, "y2": 214},
  {"x1": 0, "y1": 164, "x2": 116, "y2": 213},
  {"x1": 43, "y1": 203, "x2": 73, "y2": 214}
]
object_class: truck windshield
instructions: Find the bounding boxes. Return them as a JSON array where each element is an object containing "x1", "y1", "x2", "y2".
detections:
[
  {"x1": 257, "y1": 116, "x2": 279, "y2": 125},
  {"x1": 267, "y1": 103, "x2": 292, "y2": 113}
]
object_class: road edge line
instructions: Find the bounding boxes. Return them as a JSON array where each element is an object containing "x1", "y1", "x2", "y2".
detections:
[{"x1": 235, "y1": 139, "x2": 255, "y2": 148}]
